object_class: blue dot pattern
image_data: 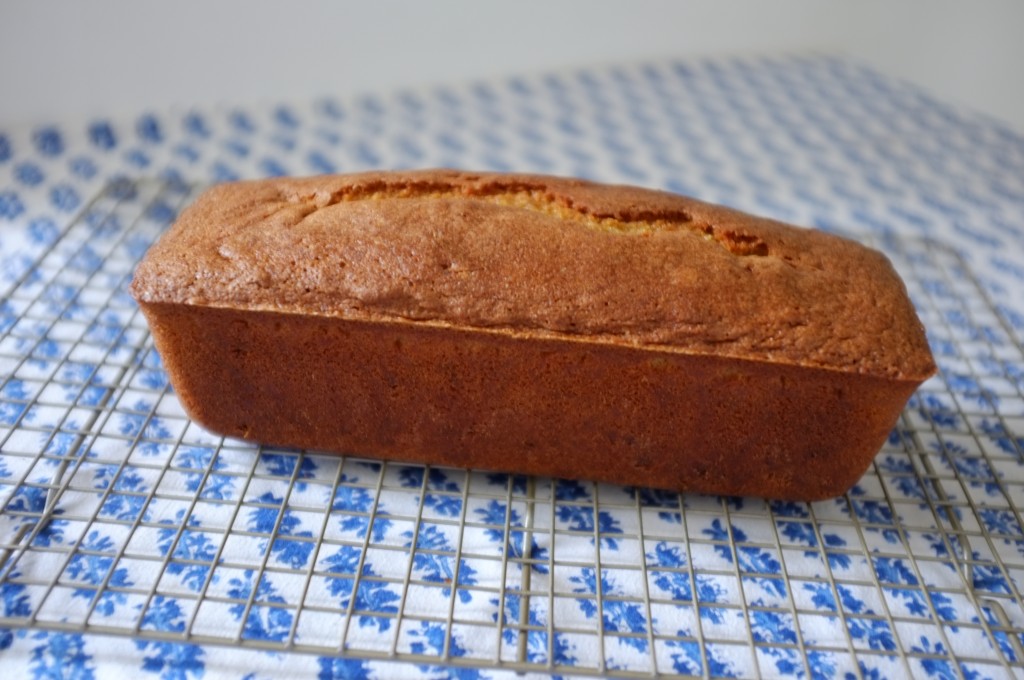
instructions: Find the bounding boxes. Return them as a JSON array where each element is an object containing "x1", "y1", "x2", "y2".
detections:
[{"x1": 0, "y1": 54, "x2": 1023, "y2": 679}]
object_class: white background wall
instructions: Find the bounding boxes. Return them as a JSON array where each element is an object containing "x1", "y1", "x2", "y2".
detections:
[{"x1": 2, "y1": 0, "x2": 1023, "y2": 132}]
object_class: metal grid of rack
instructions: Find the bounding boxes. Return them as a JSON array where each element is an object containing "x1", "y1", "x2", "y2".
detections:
[{"x1": 1, "y1": 179, "x2": 1022, "y2": 677}]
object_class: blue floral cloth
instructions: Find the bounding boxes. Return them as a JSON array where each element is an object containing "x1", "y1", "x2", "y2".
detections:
[{"x1": 1, "y1": 54, "x2": 1023, "y2": 679}]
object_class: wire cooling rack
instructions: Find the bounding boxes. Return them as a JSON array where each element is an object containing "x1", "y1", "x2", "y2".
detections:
[{"x1": 1, "y1": 178, "x2": 1023, "y2": 678}]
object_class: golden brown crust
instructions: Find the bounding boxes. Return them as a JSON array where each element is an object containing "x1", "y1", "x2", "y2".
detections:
[
  {"x1": 131, "y1": 170, "x2": 935, "y2": 380},
  {"x1": 131, "y1": 170, "x2": 938, "y2": 499}
]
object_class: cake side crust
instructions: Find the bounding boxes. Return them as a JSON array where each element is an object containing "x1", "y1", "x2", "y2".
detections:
[{"x1": 141, "y1": 301, "x2": 921, "y2": 501}]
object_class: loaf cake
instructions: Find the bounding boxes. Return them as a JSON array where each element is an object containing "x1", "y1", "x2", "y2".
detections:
[{"x1": 130, "y1": 170, "x2": 936, "y2": 500}]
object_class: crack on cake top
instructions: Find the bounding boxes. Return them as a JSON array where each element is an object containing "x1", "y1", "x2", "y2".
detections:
[{"x1": 281, "y1": 178, "x2": 771, "y2": 257}]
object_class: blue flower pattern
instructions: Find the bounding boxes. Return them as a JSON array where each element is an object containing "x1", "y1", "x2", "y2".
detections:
[
  {"x1": 491, "y1": 592, "x2": 576, "y2": 666},
  {"x1": 0, "y1": 54, "x2": 1022, "y2": 679}
]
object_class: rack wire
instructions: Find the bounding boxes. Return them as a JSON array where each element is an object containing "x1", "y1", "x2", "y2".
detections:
[{"x1": 1, "y1": 178, "x2": 1022, "y2": 677}]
